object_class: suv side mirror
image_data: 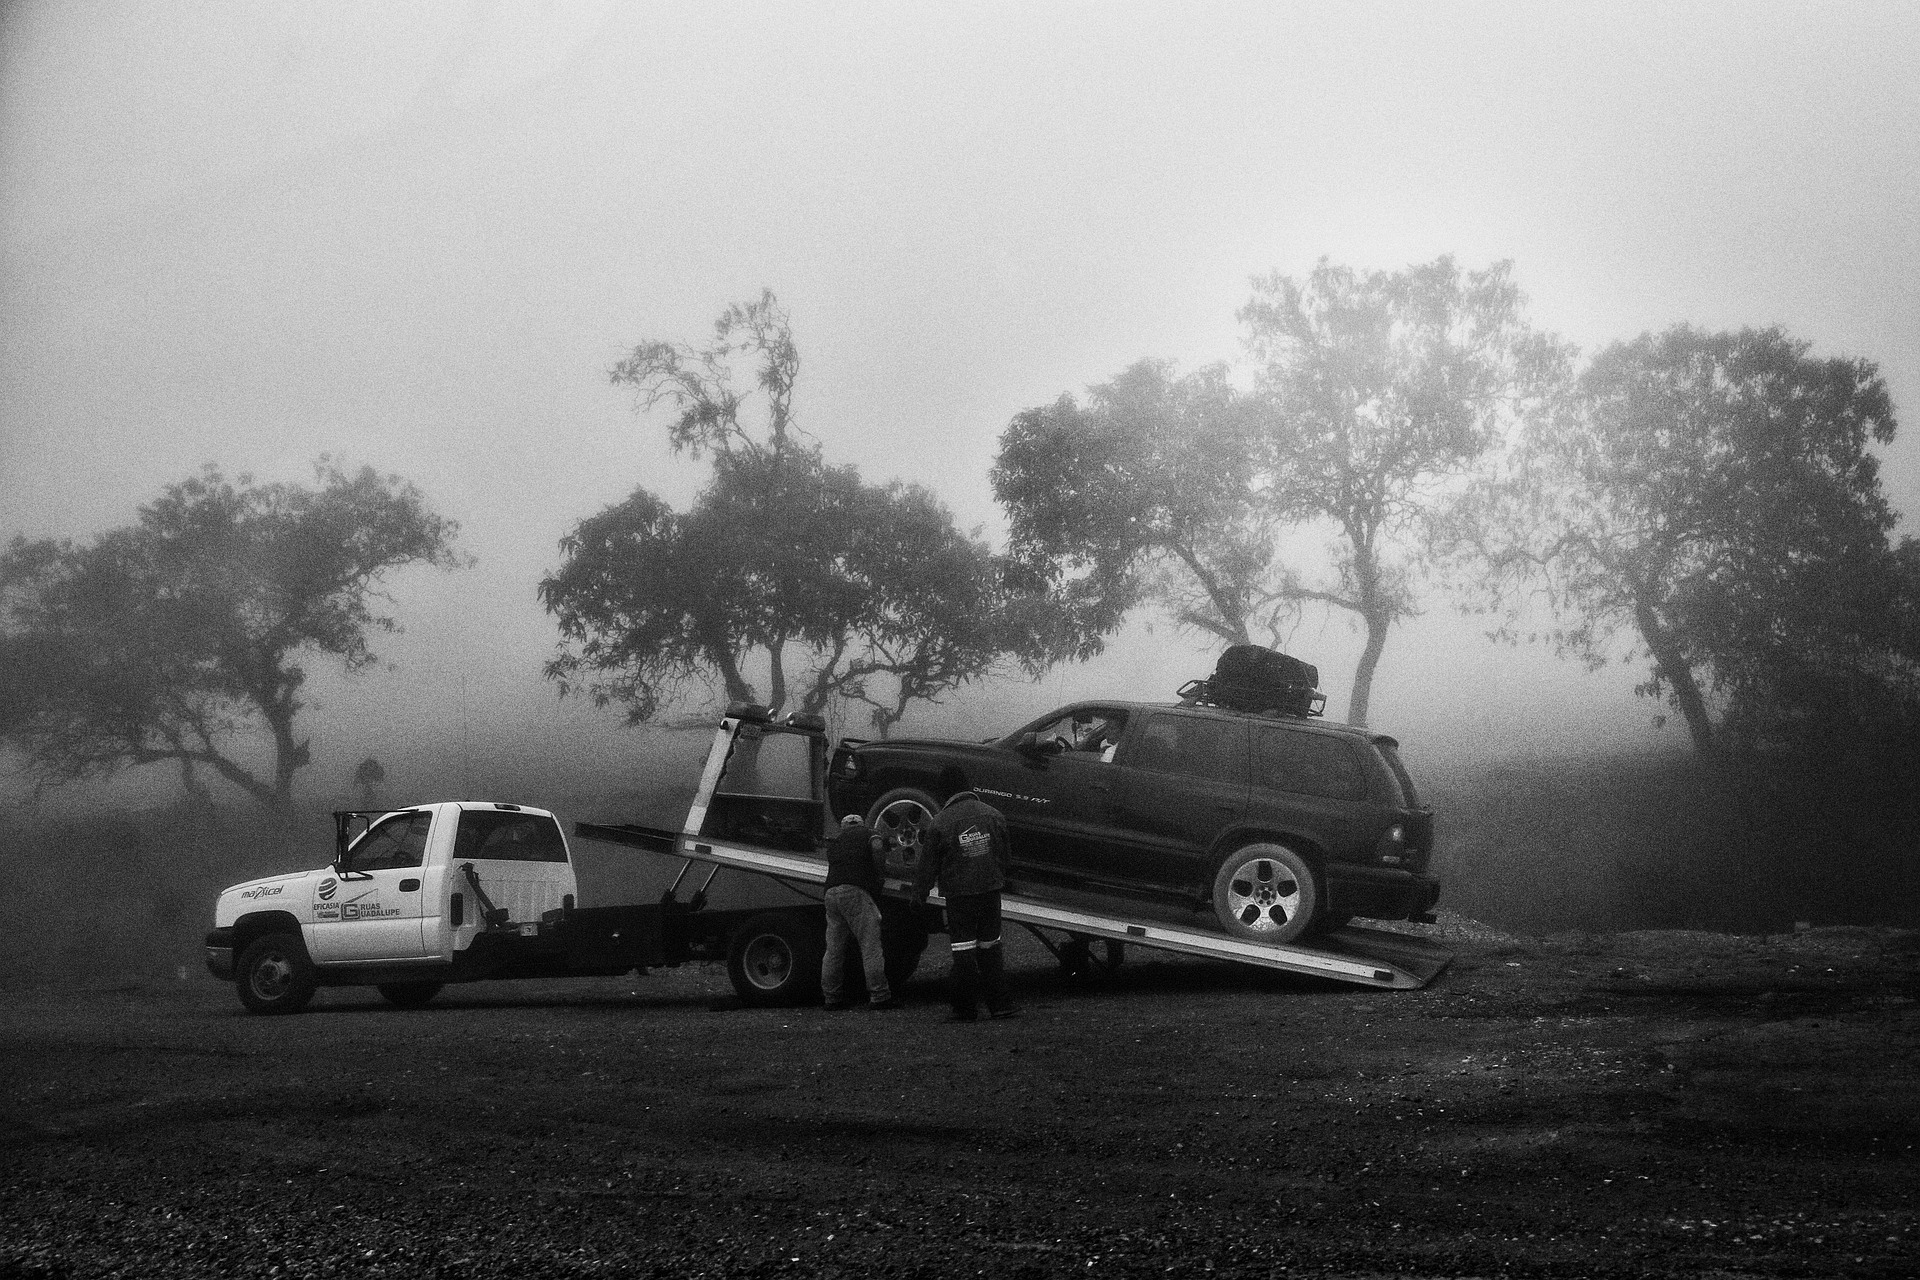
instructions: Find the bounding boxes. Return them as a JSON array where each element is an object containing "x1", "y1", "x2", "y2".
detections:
[{"x1": 1017, "y1": 733, "x2": 1065, "y2": 759}]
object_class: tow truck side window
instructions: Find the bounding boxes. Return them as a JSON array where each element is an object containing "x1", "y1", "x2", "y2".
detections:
[
  {"x1": 347, "y1": 811, "x2": 432, "y2": 871},
  {"x1": 453, "y1": 810, "x2": 569, "y2": 863}
]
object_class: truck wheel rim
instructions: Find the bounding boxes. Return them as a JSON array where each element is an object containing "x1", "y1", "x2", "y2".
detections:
[
  {"x1": 874, "y1": 798, "x2": 932, "y2": 859},
  {"x1": 1224, "y1": 856, "x2": 1301, "y2": 934},
  {"x1": 741, "y1": 935, "x2": 795, "y2": 991},
  {"x1": 249, "y1": 953, "x2": 293, "y2": 999}
]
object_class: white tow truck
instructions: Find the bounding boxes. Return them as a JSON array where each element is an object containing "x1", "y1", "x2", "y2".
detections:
[{"x1": 207, "y1": 704, "x2": 1449, "y2": 1014}]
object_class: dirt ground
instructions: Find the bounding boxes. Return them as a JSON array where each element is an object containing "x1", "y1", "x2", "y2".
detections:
[{"x1": 4, "y1": 918, "x2": 1919, "y2": 1280}]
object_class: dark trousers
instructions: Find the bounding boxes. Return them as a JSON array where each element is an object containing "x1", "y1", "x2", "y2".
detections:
[{"x1": 944, "y1": 892, "x2": 1011, "y2": 1018}]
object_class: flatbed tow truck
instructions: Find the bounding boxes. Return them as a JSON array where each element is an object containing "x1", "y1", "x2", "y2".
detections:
[
  {"x1": 580, "y1": 705, "x2": 1452, "y2": 997},
  {"x1": 207, "y1": 705, "x2": 1448, "y2": 1014}
]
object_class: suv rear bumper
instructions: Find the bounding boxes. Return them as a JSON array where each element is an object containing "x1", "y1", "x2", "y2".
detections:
[{"x1": 1325, "y1": 866, "x2": 1441, "y2": 923}]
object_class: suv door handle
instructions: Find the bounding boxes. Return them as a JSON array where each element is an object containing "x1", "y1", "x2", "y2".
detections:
[{"x1": 399, "y1": 879, "x2": 421, "y2": 892}]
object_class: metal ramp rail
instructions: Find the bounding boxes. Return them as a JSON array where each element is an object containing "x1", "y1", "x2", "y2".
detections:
[{"x1": 576, "y1": 821, "x2": 1450, "y2": 991}]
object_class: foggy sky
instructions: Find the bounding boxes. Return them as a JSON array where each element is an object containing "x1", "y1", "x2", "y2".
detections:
[{"x1": 4, "y1": 1, "x2": 1918, "y2": 804}]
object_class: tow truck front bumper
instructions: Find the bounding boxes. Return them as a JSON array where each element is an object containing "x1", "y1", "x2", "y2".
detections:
[{"x1": 204, "y1": 928, "x2": 236, "y2": 981}]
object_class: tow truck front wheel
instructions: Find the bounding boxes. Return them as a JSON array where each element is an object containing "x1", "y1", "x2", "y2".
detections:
[
  {"x1": 236, "y1": 932, "x2": 317, "y2": 1015},
  {"x1": 1212, "y1": 844, "x2": 1320, "y2": 945},
  {"x1": 727, "y1": 912, "x2": 825, "y2": 1007}
]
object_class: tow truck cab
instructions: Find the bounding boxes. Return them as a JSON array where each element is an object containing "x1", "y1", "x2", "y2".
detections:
[{"x1": 205, "y1": 803, "x2": 580, "y2": 984}]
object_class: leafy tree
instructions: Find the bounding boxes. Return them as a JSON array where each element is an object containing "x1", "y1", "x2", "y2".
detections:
[
  {"x1": 1240, "y1": 256, "x2": 1570, "y2": 725},
  {"x1": 1462, "y1": 324, "x2": 1905, "y2": 756},
  {"x1": 352, "y1": 756, "x2": 387, "y2": 808},
  {"x1": 0, "y1": 462, "x2": 465, "y2": 816},
  {"x1": 542, "y1": 292, "x2": 1068, "y2": 733},
  {"x1": 993, "y1": 359, "x2": 1295, "y2": 651}
]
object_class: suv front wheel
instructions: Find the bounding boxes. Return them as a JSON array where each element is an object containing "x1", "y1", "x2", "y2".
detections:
[
  {"x1": 866, "y1": 787, "x2": 940, "y2": 880},
  {"x1": 1212, "y1": 843, "x2": 1320, "y2": 944}
]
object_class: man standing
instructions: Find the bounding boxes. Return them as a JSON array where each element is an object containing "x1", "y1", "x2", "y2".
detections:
[
  {"x1": 822, "y1": 814, "x2": 897, "y2": 1010},
  {"x1": 911, "y1": 790, "x2": 1016, "y2": 1022}
]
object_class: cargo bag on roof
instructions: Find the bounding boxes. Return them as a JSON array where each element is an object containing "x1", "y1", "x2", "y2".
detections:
[{"x1": 1201, "y1": 644, "x2": 1324, "y2": 716}]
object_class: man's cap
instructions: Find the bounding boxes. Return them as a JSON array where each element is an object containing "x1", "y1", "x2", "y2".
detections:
[{"x1": 840, "y1": 814, "x2": 864, "y2": 827}]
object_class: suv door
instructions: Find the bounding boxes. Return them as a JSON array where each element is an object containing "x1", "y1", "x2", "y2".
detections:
[
  {"x1": 309, "y1": 809, "x2": 433, "y2": 962},
  {"x1": 989, "y1": 706, "x2": 1132, "y2": 879},
  {"x1": 1101, "y1": 711, "x2": 1250, "y2": 894}
]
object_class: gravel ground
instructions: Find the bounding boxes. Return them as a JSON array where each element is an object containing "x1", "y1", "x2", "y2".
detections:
[{"x1": 4, "y1": 922, "x2": 1919, "y2": 1279}]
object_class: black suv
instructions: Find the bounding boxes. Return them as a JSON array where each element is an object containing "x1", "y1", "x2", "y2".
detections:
[{"x1": 827, "y1": 697, "x2": 1438, "y2": 944}]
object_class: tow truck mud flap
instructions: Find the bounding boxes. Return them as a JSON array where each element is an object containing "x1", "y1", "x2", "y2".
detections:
[{"x1": 613, "y1": 829, "x2": 1451, "y2": 991}]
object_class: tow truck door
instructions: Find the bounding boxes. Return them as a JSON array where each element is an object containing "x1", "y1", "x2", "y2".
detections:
[
  {"x1": 308, "y1": 808, "x2": 433, "y2": 962},
  {"x1": 442, "y1": 806, "x2": 575, "y2": 939}
]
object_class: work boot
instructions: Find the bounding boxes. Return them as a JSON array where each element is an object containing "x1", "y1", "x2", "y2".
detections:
[
  {"x1": 946, "y1": 951, "x2": 981, "y2": 1021},
  {"x1": 978, "y1": 943, "x2": 1016, "y2": 1019}
]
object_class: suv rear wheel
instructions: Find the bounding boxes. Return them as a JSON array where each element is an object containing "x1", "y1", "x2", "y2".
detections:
[{"x1": 1212, "y1": 844, "x2": 1319, "y2": 944}]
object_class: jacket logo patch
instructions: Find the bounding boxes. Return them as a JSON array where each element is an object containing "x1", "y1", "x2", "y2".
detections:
[{"x1": 958, "y1": 826, "x2": 991, "y2": 857}]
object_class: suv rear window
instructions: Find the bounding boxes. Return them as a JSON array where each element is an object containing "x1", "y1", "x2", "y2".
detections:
[
  {"x1": 1252, "y1": 726, "x2": 1364, "y2": 801},
  {"x1": 453, "y1": 811, "x2": 568, "y2": 863},
  {"x1": 1370, "y1": 740, "x2": 1420, "y2": 808}
]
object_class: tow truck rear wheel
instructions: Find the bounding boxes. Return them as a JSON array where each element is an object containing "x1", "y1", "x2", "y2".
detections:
[
  {"x1": 377, "y1": 982, "x2": 443, "y2": 1009},
  {"x1": 727, "y1": 912, "x2": 825, "y2": 1007},
  {"x1": 1212, "y1": 843, "x2": 1320, "y2": 945},
  {"x1": 235, "y1": 932, "x2": 318, "y2": 1015},
  {"x1": 866, "y1": 787, "x2": 939, "y2": 880}
]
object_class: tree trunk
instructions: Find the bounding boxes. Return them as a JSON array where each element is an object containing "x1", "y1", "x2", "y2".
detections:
[
  {"x1": 1634, "y1": 600, "x2": 1716, "y2": 754},
  {"x1": 1347, "y1": 611, "x2": 1391, "y2": 728}
]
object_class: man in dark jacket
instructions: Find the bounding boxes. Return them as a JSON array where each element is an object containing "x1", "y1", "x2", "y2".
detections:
[
  {"x1": 911, "y1": 791, "x2": 1015, "y2": 1021},
  {"x1": 822, "y1": 814, "x2": 897, "y2": 1010}
]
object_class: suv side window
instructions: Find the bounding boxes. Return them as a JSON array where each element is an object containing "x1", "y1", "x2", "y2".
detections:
[
  {"x1": 348, "y1": 810, "x2": 433, "y2": 871},
  {"x1": 1127, "y1": 713, "x2": 1242, "y2": 782},
  {"x1": 453, "y1": 811, "x2": 569, "y2": 863},
  {"x1": 1253, "y1": 726, "x2": 1364, "y2": 801}
]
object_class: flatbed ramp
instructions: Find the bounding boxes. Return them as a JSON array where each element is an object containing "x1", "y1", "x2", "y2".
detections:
[{"x1": 576, "y1": 822, "x2": 1450, "y2": 991}]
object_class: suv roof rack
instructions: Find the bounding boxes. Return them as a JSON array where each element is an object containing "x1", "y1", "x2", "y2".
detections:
[{"x1": 1176, "y1": 677, "x2": 1327, "y2": 719}]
